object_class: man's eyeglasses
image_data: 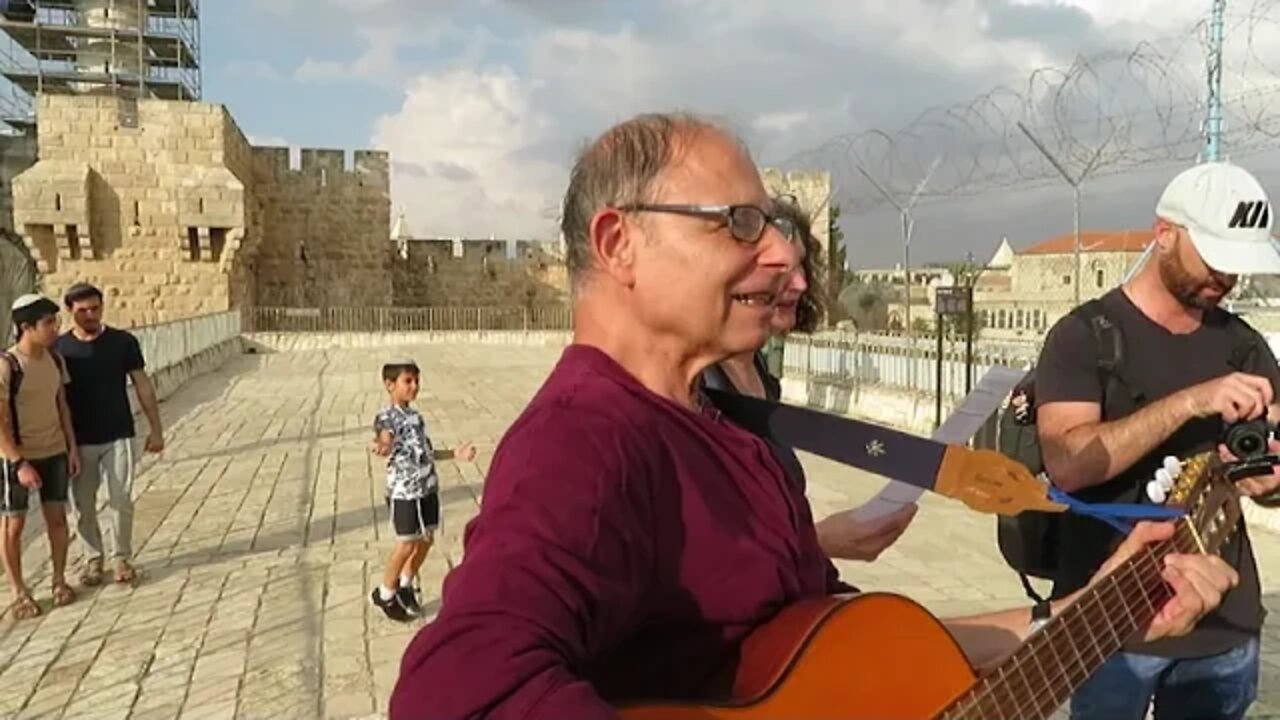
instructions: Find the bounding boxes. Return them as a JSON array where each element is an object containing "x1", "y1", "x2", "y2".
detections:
[{"x1": 616, "y1": 203, "x2": 799, "y2": 245}]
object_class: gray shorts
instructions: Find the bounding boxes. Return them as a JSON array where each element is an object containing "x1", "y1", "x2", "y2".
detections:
[{"x1": 1, "y1": 453, "x2": 70, "y2": 515}]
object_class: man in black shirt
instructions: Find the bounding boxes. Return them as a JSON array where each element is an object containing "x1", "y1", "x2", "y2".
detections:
[
  {"x1": 54, "y1": 283, "x2": 164, "y2": 586},
  {"x1": 1035, "y1": 161, "x2": 1280, "y2": 720}
]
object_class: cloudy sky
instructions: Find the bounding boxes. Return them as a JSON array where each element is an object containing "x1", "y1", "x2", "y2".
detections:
[{"x1": 204, "y1": 0, "x2": 1280, "y2": 269}]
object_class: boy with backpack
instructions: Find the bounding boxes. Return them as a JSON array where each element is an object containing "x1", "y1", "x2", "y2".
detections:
[
  {"x1": 1, "y1": 294, "x2": 81, "y2": 619},
  {"x1": 369, "y1": 360, "x2": 475, "y2": 621}
]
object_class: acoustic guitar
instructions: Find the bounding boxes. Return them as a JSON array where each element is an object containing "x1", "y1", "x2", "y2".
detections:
[{"x1": 616, "y1": 451, "x2": 1242, "y2": 720}]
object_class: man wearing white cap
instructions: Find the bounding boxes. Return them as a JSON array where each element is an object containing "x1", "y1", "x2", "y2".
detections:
[
  {"x1": 1, "y1": 294, "x2": 80, "y2": 620},
  {"x1": 1034, "y1": 161, "x2": 1280, "y2": 719}
]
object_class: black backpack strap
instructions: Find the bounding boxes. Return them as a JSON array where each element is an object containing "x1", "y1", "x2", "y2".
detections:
[
  {"x1": 1222, "y1": 312, "x2": 1264, "y2": 372},
  {"x1": 0, "y1": 350, "x2": 21, "y2": 445},
  {"x1": 1074, "y1": 298, "x2": 1145, "y2": 409},
  {"x1": 1019, "y1": 571, "x2": 1049, "y2": 604}
]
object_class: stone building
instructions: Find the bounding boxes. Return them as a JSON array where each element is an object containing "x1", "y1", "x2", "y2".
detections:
[
  {"x1": 973, "y1": 230, "x2": 1149, "y2": 339},
  {"x1": 9, "y1": 94, "x2": 389, "y2": 327}
]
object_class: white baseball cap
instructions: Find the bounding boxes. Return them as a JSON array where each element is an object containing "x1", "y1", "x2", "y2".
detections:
[{"x1": 1155, "y1": 161, "x2": 1280, "y2": 274}]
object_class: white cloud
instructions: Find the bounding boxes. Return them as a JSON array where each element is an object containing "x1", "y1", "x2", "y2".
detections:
[
  {"x1": 369, "y1": 0, "x2": 1083, "y2": 242},
  {"x1": 347, "y1": 0, "x2": 1280, "y2": 266},
  {"x1": 372, "y1": 67, "x2": 563, "y2": 239}
]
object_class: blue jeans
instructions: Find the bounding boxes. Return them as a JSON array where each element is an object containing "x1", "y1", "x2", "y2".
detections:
[{"x1": 1069, "y1": 635, "x2": 1260, "y2": 720}]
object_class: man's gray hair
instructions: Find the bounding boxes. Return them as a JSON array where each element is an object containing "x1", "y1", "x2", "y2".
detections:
[{"x1": 559, "y1": 112, "x2": 747, "y2": 289}]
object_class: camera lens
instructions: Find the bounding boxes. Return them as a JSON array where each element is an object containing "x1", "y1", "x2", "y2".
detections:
[{"x1": 1238, "y1": 435, "x2": 1263, "y2": 455}]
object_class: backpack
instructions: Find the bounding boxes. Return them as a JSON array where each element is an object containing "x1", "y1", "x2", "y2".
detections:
[
  {"x1": 1, "y1": 349, "x2": 65, "y2": 446},
  {"x1": 993, "y1": 299, "x2": 1263, "y2": 603}
]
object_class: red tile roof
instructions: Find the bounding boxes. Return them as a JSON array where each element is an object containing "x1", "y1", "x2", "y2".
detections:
[{"x1": 1019, "y1": 230, "x2": 1154, "y2": 256}]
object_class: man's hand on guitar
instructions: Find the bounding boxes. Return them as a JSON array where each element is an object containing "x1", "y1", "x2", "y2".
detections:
[
  {"x1": 815, "y1": 503, "x2": 917, "y2": 561},
  {"x1": 1090, "y1": 521, "x2": 1238, "y2": 642}
]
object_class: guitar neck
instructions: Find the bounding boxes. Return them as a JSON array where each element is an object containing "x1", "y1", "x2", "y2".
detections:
[{"x1": 939, "y1": 527, "x2": 1198, "y2": 720}]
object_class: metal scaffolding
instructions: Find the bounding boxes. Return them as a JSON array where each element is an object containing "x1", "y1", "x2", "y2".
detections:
[{"x1": 0, "y1": 0, "x2": 200, "y2": 132}]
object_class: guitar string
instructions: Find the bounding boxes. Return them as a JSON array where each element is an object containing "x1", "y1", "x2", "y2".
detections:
[
  {"x1": 945, "y1": 526, "x2": 1203, "y2": 720},
  {"x1": 948, "y1": 539, "x2": 1177, "y2": 720},
  {"x1": 952, "y1": 544, "x2": 1173, "y2": 720},
  {"x1": 969, "y1": 524, "x2": 1208, "y2": 720},
  {"x1": 960, "y1": 481, "x2": 1232, "y2": 719},
  {"x1": 992, "y1": 517, "x2": 1218, "y2": 720}
]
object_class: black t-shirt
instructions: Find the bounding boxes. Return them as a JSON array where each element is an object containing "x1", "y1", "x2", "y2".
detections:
[
  {"x1": 54, "y1": 327, "x2": 146, "y2": 445},
  {"x1": 1035, "y1": 287, "x2": 1276, "y2": 658}
]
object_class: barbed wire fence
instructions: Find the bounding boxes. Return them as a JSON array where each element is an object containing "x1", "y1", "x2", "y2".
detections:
[{"x1": 776, "y1": 1, "x2": 1280, "y2": 401}]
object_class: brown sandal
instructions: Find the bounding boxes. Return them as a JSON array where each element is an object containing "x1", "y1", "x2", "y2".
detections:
[
  {"x1": 10, "y1": 592, "x2": 40, "y2": 620},
  {"x1": 50, "y1": 580, "x2": 76, "y2": 607},
  {"x1": 115, "y1": 560, "x2": 138, "y2": 585}
]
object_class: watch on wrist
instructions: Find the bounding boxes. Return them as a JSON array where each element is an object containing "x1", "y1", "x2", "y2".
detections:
[
  {"x1": 1029, "y1": 600, "x2": 1052, "y2": 632},
  {"x1": 9, "y1": 458, "x2": 26, "y2": 471}
]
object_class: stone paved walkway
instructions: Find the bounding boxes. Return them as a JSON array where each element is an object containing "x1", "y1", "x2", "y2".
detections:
[{"x1": 0, "y1": 343, "x2": 1278, "y2": 718}]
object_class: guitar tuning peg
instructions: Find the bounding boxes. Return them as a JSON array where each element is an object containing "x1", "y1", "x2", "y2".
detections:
[
  {"x1": 1155, "y1": 468, "x2": 1174, "y2": 490},
  {"x1": 1163, "y1": 456, "x2": 1182, "y2": 475},
  {"x1": 1147, "y1": 479, "x2": 1167, "y2": 504}
]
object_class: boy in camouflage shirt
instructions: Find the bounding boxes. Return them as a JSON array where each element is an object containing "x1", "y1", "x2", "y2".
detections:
[{"x1": 370, "y1": 360, "x2": 474, "y2": 621}]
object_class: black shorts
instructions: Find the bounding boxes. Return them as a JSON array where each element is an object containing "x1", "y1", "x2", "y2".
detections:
[
  {"x1": 385, "y1": 492, "x2": 439, "y2": 540},
  {"x1": 1, "y1": 454, "x2": 70, "y2": 515}
]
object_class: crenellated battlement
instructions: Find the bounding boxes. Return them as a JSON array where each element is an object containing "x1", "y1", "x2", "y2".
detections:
[
  {"x1": 251, "y1": 146, "x2": 390, "y2": 190},
  {"x1": 399, "y1": 238, "x2": 563, "y2": 267},
  {"x1": 392, "y1": 237, "x2": 568, "y2": 307}
]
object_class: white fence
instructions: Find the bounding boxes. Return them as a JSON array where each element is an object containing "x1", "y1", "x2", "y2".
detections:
[
  {"x1": 782, "y1": 332, "x2": 1040, "y2": 401},
  {"x1": 132, "y1": 310, "x2": 241, "y2": 374}
]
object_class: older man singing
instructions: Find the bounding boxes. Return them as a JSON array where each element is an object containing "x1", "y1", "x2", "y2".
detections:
[{"x1": 389, "y1": 113, "x2": 1238, "y2": 720}]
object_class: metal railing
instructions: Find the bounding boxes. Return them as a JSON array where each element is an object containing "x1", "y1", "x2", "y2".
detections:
[
  {"x1": 782, "y1": 332, "x2": 1039, "y2": 401},
  {"x1": 132, "y1": 309, "x2": 239, "y2": 373},
  {"x1": 242, "y1": 306, "x2": 574, "y2": 333}
]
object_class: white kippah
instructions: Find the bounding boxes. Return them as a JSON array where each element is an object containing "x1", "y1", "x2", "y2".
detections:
[{"x1": 10, "y1": 293, "x2": 47, "y2": 311}]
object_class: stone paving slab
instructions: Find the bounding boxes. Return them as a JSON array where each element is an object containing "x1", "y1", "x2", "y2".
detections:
[{"x1": 0, "y1": 343, "x2": 1276, "y2": 718}]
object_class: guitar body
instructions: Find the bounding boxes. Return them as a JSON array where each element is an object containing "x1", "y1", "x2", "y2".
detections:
[{"x1": 616, "y1": 593, "x2": 978, "y2": 720}]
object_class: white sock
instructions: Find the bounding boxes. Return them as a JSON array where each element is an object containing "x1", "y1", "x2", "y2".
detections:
[
  {"x1": 378, "y1": 585, "x2": 397, "y2": 601},
  {"x1": 399, "y1": 574, "x2": 413, "y2": 589}
]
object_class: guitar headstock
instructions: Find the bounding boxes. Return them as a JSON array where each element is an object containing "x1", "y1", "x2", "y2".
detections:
[{"x1": 1144, "y1": 451, "x2": 1242, "y2": 555}]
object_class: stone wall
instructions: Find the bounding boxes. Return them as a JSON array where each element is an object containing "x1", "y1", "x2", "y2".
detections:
[
  {"x1": 253, "y1": 147, "x2": 391, "y2": 308},
  {"x1": 9, "y1": 95, "x2": 388, "y2": 327},
  {"x1": 12, "y1": 96, "x2": 249, "y2": 326},
  {"x1": 392, "y1": 239, "x2": 567, "y2": 307}
]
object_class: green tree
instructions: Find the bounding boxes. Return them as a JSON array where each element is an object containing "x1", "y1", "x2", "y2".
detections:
[{"x1": 823, "y1": 203, "x2": 848, "y2": 326}]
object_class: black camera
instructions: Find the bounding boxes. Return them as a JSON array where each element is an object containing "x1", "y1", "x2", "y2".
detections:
[{"x1": 1223, "y1": 418, "x2": 1275, "y2": 460}]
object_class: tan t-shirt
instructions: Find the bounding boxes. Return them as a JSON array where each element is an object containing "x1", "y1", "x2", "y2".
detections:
[{"x1": 0, "y1": 346, "x2": 70, "y2": 460}]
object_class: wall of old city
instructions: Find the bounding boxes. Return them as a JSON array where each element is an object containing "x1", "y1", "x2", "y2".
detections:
[
  {"x1": 252, "y1": 147, "x2": 392, "y2": 308},
  {"x1": 392, "y1": 239, "x2": 568, "y2": 307},
  {"x1": 7, "y1": 96, "x2": 834, "y2": 323},
  {"x1": 8, "y1": 95, "x2": 389, "y2": 327}
]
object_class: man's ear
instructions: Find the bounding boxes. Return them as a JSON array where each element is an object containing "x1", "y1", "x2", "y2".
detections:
[
  {"x1": 1153, "y1": 217, "x2": 1179, "y2": 252},
  {"x1": 589, "y1": 208, "x2": 637, "y2": 287}
]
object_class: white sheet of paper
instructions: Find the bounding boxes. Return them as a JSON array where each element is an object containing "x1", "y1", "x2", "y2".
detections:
[{"x1": 849, "y1": 366, "x2": 1027, "y2": 523}]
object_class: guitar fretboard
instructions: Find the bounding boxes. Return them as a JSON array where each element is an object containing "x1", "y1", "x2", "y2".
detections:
[{"x1": 939, "y1": 525, "x2": 1200, "y2": 720}]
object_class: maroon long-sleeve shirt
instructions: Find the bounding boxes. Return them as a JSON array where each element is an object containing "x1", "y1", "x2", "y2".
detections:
[{"x1": 390, "y1": 345, "x2": 848, "y2": 720}]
